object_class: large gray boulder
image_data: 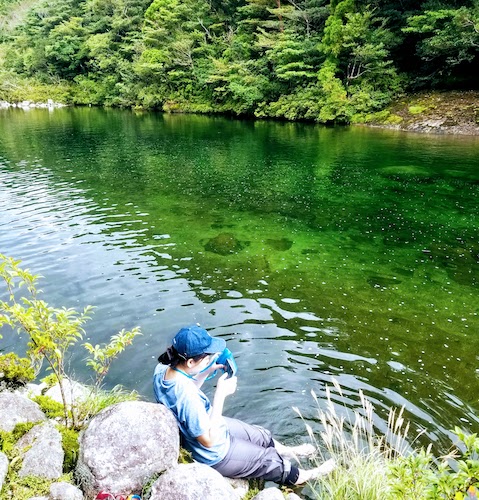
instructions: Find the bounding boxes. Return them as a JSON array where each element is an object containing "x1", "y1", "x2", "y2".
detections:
[
  {"x1": 76, "y1": 401, "x2": 179, "y2": 498},
  {"x1": 150, "y1": 463, "x2": 239, "y2": 500},
  {"x1": 0, "y1": 392, "x2": 46, "y2": 431},
  {"x1": 0, "y1": 451, "x2": 8, "y2": 491},
  {"x1": 16, "y1": 421, "x2": 64, "y2": 479}
]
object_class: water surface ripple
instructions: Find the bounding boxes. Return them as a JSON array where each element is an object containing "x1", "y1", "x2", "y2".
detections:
[{"x1": 1, "y1": 108, "x2": 478, "y2": 452}]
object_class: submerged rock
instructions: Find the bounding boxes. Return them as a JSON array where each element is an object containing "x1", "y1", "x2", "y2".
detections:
[
  {"x1": 149, "y1": 463, "x2": 239, "y2": 500},
  {"x1": 204, "y1": 233, "x2": 244, "y2": 255},
  {"x1": 423, "y1": 242, "x2": 479, "y2": 286},
  {"x1": 367, "y1": 275, "x2": 401, "y2": 289},
  {"x1": 265, "y1": 238, "x2": 293, "y2": 251},
  {"x1": 380, "y1": 165, "x2": 432, "y2": 179}
]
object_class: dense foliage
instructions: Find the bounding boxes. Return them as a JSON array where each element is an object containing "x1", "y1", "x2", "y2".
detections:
[{"x1": 1, "y1": 0, "x2": 479, "y2": 122}]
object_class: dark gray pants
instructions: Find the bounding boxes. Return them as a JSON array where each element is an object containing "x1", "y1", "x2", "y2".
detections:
[{"x1": 211, "y1": 417, "x2": 296, "y2": 484}]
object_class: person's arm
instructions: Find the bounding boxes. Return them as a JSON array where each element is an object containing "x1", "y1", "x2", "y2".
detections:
[{"x1": 196, "y1": 373, "x2": 237, "y2": 448}]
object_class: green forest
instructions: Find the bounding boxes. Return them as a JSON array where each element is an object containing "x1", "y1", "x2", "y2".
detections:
[{"x1": 1, "y1": 0, "x2": 479, "y2": 122}]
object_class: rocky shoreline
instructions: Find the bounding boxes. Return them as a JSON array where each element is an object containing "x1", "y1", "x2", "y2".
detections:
[
  {"x1": 365, "y1": 90, "x2": 479, "y2": 136},
  {"x1": 0, "y1": 381, "x2": 303, "y2": 500},
  {"x1": 0, "y1": 100, "x2": 67, "y2": 109}
]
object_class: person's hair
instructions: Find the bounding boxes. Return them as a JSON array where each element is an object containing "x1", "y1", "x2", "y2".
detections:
[{"x1": 158, "y1": 346, "x2": 209, "y2": 367}]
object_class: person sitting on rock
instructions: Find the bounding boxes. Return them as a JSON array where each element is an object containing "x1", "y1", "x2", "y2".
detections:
[{"x1": 153, "y1": 325, "x2": 335, "y2": 486}]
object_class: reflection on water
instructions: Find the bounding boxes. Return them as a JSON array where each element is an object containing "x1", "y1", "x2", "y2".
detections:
[{"x1": 1, "y1": 108, "x2": 478, "y2": 452}]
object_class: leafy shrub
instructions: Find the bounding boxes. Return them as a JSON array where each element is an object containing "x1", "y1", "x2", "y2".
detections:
[
  {"x1": 385, "y1": 114, "x2": 403, "y2": 125},
  {"x1": 40, "y1": 373, "x2": 59, "y2": 388},
  {"x1": 351, "y1": 110, "x2": 403, "y2": 125},
  {"x1": 0, "y1": 254, "x2": 141, "y2": 428},
  {"x1": 0, "y1": 353, "x2": 35, "y2": 388}
]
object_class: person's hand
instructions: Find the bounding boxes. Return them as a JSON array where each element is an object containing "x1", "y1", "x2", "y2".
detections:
[
  {"x1": 216, "y1": 372, "x2": 237, "y2": 398},
  {"x1": 204, "y1": 362, "x2": 224, "y2": 377}
]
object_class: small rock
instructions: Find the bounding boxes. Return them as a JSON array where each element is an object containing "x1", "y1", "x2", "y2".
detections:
[
  {"x1": 225, "y1": 477, "x2": 249, "y2": 498},
  {"x1": 28, "y1": 382, "x2": 48, "y2": 397},
  {"x1": 50, "y1": 481, "x2": 84, "y2": 500},
  {"x1": 0, "y1": 451, "x2": 8, "y2": 491},
  {"x1": 45, "y1": 379, "x2": 90, "y2": 408},
  {"x1": 251, "y1": 487, "x2": 285, "y2": 500},
  {"x1": 0, "y1": 392, "x2": 46, "y2": 431},
  {"x1": 16, "y1": 421, "x2": 64, "y2": 479},
  {"x1": 14, "y1": 382, "x2": 48, "y2": 398},
  {"x1": 150, "y1": 463, "x2": 239, "y2": 500},
  {"x1": 286, "y1": 493, "x2": 302, "y2": 500}
]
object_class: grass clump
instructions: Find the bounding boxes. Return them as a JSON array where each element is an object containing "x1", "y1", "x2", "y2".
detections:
[
  {"x1": 296, "y1": 379, "x2": 410, "y2": 499},
  {"x1": 76, "y1": 384, "x2": 139, "y2": 425},
  {"x1": 295, "y1": 379, "x2": 479, "y2": 500},
  {"x1": 408, "y1": 105, "x2": 428, "y2": 115},
  {"x1": 56, "y1": 425, "x2": 80, "y2": 473}
]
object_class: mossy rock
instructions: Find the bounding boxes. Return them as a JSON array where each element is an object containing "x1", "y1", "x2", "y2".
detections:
[
  {"x1": 424, "y1": 243, "x2": 479, "y2": 287},
  {"x1": 0, "y1": 422, "x2": 36, "y2": 458},
  {"x1": 408, "y1": 105, "x2": 428, "y2": 115},
  {"x1": 203, "y1": 233, "x2": 245, "y2": 255}
]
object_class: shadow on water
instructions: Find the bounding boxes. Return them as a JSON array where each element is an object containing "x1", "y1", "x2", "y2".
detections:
[{"x1": 1, "y1": 107, "x2": 479, "y2": 453}]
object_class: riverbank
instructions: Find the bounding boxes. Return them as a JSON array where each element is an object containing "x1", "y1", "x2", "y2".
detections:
[
  {"x1": 2, "y1": 90, "x2": 479, "y2": 135},
  {"x1": 364, "y1": 90, "x2": 479, "y2": 136},
  {"x1": 2, "y1": 375, "x2": 479, "y2": 500}
]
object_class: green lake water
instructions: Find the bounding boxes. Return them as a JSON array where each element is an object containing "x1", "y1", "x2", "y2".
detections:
[{"x1": 1, "y1": 107, "x2": 478, "y2": 452}]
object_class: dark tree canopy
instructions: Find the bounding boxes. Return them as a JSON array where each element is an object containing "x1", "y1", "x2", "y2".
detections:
[{"x1": 1, "y1": 0, "x2": 478, "y2": 121}]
